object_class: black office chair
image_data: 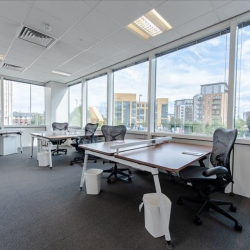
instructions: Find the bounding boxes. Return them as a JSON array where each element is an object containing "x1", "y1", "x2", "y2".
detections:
[
  {"x1": 51, "y1": 122, "x2": 68, "y2": 155},
  {"x1": 101, "y1": 125, "x2": 132, "y2": 183},
  {"x1": 177, "y1": 128, "x2": 242, "y2": 231},
  {"x1": 70, "y1": 123, "x2": 98, "y2": 165}
]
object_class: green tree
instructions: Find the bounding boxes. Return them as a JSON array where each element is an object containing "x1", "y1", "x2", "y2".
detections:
[{"x1": 70, "y1": 106, "x2": 82, "y2": 126}]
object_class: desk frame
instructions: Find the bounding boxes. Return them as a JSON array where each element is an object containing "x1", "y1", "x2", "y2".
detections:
[{"x1": 80, "y1": 150, "x2": 173, "y2": 249}]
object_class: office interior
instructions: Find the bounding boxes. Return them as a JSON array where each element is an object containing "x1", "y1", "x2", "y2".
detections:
[{"x1": 1, "y1": 1, "x2": 250, "y2": 249}]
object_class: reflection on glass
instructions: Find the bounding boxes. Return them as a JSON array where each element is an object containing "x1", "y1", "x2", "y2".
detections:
[
  {"x1": 87, "y1": 75, "x2": 107, "y2": 127},
  {"x1": 155, "y1": 32, "x2": 230, "y2": 136},
  {"x1": 114, "y1": 61, "x2": 149, "y2": 131},
  {"x1": 4, "y1": 80, "x2": 45, "y2": 126},
  {"x1": 69, "y1": 84, "x2": 82, "y2": 127}
]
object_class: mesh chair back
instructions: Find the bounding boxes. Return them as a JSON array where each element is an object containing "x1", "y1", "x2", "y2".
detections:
[
  {"x1": 101, "y1": 125, "x2": 126, "y2": 142},
  {"x1": 85, "y1": 123, "x2": 98, "y2": 141},
  {"x1": 210, "y1": 128, "x2": 237, "y2": 175},
  {"x1": 52, "y1": 122, "x2": 68, "y2": 131}
]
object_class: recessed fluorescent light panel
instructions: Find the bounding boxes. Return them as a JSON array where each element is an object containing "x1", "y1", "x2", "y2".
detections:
[
  {"x1": 52, "y1": 70, "x2": 71, "y2": 77},
  {"x1": 127, "y1": 9, "x2": 172, "y2": 40}
]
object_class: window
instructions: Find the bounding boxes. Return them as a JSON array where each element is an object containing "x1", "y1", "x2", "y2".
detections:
[
  {"x1": 4, "y1": 80, "x2": 45, "y2": 126},
  {"x1": 155, "y1": 30, "x2": 230, "y2": 135},
  {"x1": 113, "y1": 61, "x2": 149, "y2": 131},
  {"x1": 87, "y1": 75, "x2": 107, "y2": 127},
  {"x1": 235, "y1": 21, "x2": 250, "y2": 138},
  {"x1": 69, "y1": 84, "x2": 82, "y2": 127}
]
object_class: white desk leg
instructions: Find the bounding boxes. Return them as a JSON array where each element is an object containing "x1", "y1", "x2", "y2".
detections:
[
  {"x1": 20, "y1": 134, "x2": 22, "y2": 153},
  {"x1": 80, "y1": 154, "x2": 89, "y2": 190},
  {"x1": 31, "y1": 136, "x2": 34, "y2": 158},
  {"x1": 47, "y1": 141, "x2": 53, "y2": 169},
  {"x1": 152, "y1": 172, "x2": 173, "y2": 250}
]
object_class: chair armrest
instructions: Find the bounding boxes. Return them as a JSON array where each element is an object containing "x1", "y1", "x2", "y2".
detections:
[{"x1": 203, "y1": 166, "x2": 228, "y2": 177}]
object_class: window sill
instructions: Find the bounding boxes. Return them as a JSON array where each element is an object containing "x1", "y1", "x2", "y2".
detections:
[
  {"x1": 152, "y1": 131, "x2": 250, "y2": 146},
  {"x1": 3, "y1": 125, "x2": 46, "y2": 129}
]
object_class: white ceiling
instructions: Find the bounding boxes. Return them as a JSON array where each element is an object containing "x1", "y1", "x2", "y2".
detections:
[{"x1": 0, "y1": 0, "x2": 249, "y2": 84}]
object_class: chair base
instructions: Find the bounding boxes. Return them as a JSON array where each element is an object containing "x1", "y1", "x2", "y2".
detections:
[
  {"x1": 51, "y1": 148, "x2": 67, "y2": 155},
  {"x1": 103, "y1": 163, "x2": 132, "y2": 183},
  {"x1": 178, "y1": 193, "x2": 242, "y2": 231},
  {"x1": 70, "y1": 155, "x2": 97, "y2": 165}
]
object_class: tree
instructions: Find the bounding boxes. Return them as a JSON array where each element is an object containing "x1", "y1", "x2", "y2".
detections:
[{"x1": 70, "y1": 106, "x2": 82, "y2": 126}]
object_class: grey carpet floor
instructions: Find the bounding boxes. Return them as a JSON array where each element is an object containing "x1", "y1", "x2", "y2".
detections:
[{"x1": 0, "y1": 147, "x2": 250, "y2": 250}]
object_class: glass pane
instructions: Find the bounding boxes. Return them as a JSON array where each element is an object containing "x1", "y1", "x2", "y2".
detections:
[
  {"x1": 31, "y1": 85, "x2": 45, "y2": 125},
  {"x1": 87, "y1": 75, "x2": 107, "y2": 127},
  {"x1": 69, "y1": 84, "x2": 82, "y2": 126},
  {"x1": 114, "y1": 61, "x2": 149, "y2": 131},
  {"x1": 155, "y1": 32, "x2": 230, "y2": 136},
  {"x1": 4, "y1": 80, "x2": 31, "y2": 126},
  {"x1": 235, "y1": 24, "x2": 250, "y2": 138}
]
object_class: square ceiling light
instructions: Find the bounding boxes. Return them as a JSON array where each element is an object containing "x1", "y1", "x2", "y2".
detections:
[{"x1": 127, "y1": 9, "x2": 172, "y2": 40}]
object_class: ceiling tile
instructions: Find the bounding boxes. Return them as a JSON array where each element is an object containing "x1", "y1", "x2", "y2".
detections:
[
  {"x1": 29, "y1": 63, "x2": 52, "y2": 74},
  {"x1": 0, "y1": 68, "x2": 22, "y2": 77},
  {"x1": 107, "y1": 52, "x2": 131, "y2": 65},
  {"x1": 51, "y1": 41, "x2": 83, "y2": 58},
  {"x1": 76, "y1": 9, "x2": 122, "y2": 40},
  {"x1": 126, "y1": 42, "x2": 154, "y2": 55},
  {"x1": 104, "y1": 29, "x2": 142, "y2": 50},
  {"x1": 24, "y1": 7, "x2": 70, "y2": 39},
  {"x1": 33, "y1": 58, "x2": 62, "y2": 69},
  {"x1": 57, "y1": 59, "x2": 92, "y2": 74},
  {"x1": 216, "y1": 1, "x2": 250, "y2": 21},
  {"x1": 61, "y1": 27, "x2": 100, "y2": 50},
  {"x1": 34, "y1": 1, "x2": 92, "y2": 25},
  {"x1": 11, "y1": 39, "x2": 46, "y2": 57},
  {"x1": 0, "y1": 1, "x2": 31, "y2": 24},
  {"x1": 88, "y1": 42, "x2": 121, "y2": 58},
  {"x1": 147, "y1": 29, "x2": 181, "y2": 47},
  {"x1": 75, "y1": 51, "x2": 104, "y2": 64},
  {"x1": 21, "y1": 69, "x2": 45, "y2": 79},
  {"x1": 176, "y1": 12, "x2": 219, "y2": 37},
  {"x1": 156, "y1": 1, "x2": 213, "y2": 28},
  {"x1": 0, "y1": 16, "x2": 21, "y2": 38},
  {"x1": 7, "y1": 49, "x2": 37, "y2": 63},
  {"x1": 96, "y1": 1, "x2": 152, "y2": 26},
  {"x1": 147, "y1": 1, "x2": 166, "y2": 8},
  {"x1": 84, "y1": 1, "x2": 101, "y2": 7},
  {"x1": 0, "y1": 34, "x2": 15, "y2": 49},
  {"x1": 0, "y1": 45, "x2": 8, "y2": 55},
  {"x1": 42, "y1": 48, "x2": 72, "y2": 64},
  {"x1": 4, "y1": 56, "x2": 32, "y2": 68},
  {"x1": 210, "y1": 0, "x2": 233, "y2": 9}
]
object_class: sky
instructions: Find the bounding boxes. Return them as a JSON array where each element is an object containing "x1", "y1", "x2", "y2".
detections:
[
  {"x1": 7, "y1": 81, "x2": 45, "y2": 114},
  {"x1": 156, "y1": 33, "x2": 230, "y2": 115}
]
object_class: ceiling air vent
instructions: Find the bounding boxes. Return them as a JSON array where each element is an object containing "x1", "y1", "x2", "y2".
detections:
[
  {"x1": 18, "y1": 26, "x2": 55, "y2": 48},
  {"x1": 2, "y1": 63, "x2": 24, "y2": 72}
]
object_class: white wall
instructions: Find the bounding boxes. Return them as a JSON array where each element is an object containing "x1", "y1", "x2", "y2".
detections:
[{"x1": 45, "y1": 81, "x2": 68, "y2": 131}]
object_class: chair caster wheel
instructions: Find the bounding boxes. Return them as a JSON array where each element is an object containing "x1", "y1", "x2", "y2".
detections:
[
  {"x1": 230, "y1": 205, "x2": 237, "y2": 212},
  {"x1": 70, "y1": 162, "x2": 73, "y2": 166},
  {"x1": 107, "y1": 179, "x2": 112, "y2": 184},
  {"x1": 128, "y1": 177, "x2": 132, "y2": 182},
  {"x1": 129, "y1": 170, "x2": 132, "y2": 174},
  {"x1": 177, "y1": 198, "x2": 183, "y2": 205},
  {"x1": 194, "y1": 217, "x2": 202, "y2": 225},
  {"x1": 235, "y1": 223, "x2": 242, "y2": 231},
  {"x1": 65, "y1": 152, "x2": 67, "y2": 155}
]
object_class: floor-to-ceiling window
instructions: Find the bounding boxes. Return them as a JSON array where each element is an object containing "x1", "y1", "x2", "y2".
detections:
[
  {"x1": 155, "y1": 29, "x2": 230, "y2": 136},
  {"x1": 69, "y1": 83, "x2": 82, "y2": 127},
  {"x1": 113, "y1": 60, "x2": 149, "y2": 131},
  {"x1": 4, "y1": 80, "x2": 45, "y2": 126},
  {"x1": 87, "y1": 75, "x2": 107, "y2": 127},
  {"x1": 235, "y1": 21, "x2": 250, "y2": 138}
]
